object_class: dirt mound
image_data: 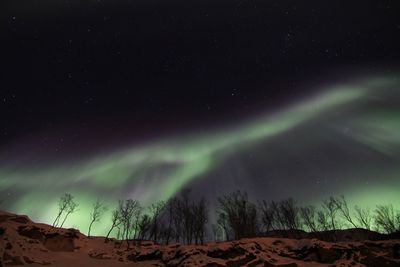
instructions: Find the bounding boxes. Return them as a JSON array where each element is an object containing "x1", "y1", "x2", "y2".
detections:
[
  {"x1": 1, "y1": 211, "x2": 400, "y2": 266},
  {"x1": 119, "y1": 238, "x2": 400, "y2": 266},
  {"x1": 0, "y1": 211, "x2": 84, "y2": 266}
]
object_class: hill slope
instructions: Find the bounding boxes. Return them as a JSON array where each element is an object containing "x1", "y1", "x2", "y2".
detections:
[{"x1": 1, "y1": 211, "x2": 400, "y2": 267}]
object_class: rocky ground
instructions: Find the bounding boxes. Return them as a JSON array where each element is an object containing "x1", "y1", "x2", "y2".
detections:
[{"x1": 1, "y1": 211, "x2": 400, "y2": 267}]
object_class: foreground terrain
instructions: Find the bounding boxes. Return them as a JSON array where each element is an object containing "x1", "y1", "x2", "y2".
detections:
[{"x1": 1, "y1": 211, "x2": 400, "y2": 266}]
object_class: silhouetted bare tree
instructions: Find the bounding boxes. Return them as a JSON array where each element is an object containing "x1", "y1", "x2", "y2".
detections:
[
  {"x1": 317, "y1": 210, "x2": 329, "y2": 231},
  {"x1": 270, "y1": 201, "x2": 285, "y2": 230},
  {"x1": 322, "y1": 197, "x2": 339, "y2": 230},
  {"x1": 374, "y1": 204, "x2": 400, "y2": 234},
  {"x1": 57, "y1": 194, "x2": 78, "y2": 228},
  {"x1": 61, "y1": 202, "x2": 78, "y2": 228},
  {"x1": 354, "y1": 205, "x2": 371, "y2": 230},
  {"x1": 193, "y1": 197, "x2": 208, "y2": 244},
  {"x1": 333, "y1": 195, "x2": 358, "y2": 228},
  {"x1": 162, "y1": 197, "x2": 177, "y2": 244},
  {"x1": 132, "y1": 205, "x2": 143, "y2": 240},
  {"x1": 259, "y1": 200, "x2": 276, "y2": 232},
  {"x1": 105, "y1": 209, "x2": 122, "y2": 242},
  {"x1": 300, "y1": 205, "x2": 317, "y2": 232},
  {"x1": 260, "y1": 199, "x2": 300, "y2": 231},
  {"x1": 397, "y1": 213, "x2": 400, "y2": 232},
  {"x1": 217, "y1": 191, "x2": 258, "y2": 240},
  {"x1": 170, "y1": 197, "x2": 183, "y2": 243},
  {"x1": 118, "y1": 199, "x2": 141, "y2": 249},
  {"x1": 279, "y1": 198, "x2": 300, "y2": 230},
  {"x1": 217, "y1": 212, "x2": 230, "y2": 241},
  {"x1": 129, "y1": 189, "x2": 208, "y2": 245},
  {"x1": 181, "y1": 189, "x2": 195, "y2": 244},
  {"x1": 88, "y1": 199, "x2": 107, "y2": 238},
  {"x1": 148, "y1": 201, "x2": 166, "y2": 243},
  {"x1": 211, "y1": 224, "x2": 223, "y2": 242},
  {"x1": 137, "y1": 214, "x2": 151, "y2": 240},
  {"x1": 48, "y1": 191, "x2": 400, "y2": 242},
  {"x1": 53, "y1": 193, "x2": 73, "y2": 227}
]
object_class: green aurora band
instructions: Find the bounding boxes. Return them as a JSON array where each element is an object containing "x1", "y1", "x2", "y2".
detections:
[{"x1": 1, "y1": 75, "x2": 400, "y2": 236}]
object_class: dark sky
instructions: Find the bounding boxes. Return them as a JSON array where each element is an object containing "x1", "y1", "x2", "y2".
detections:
[{"x1": 2, "y1": 0, "x2": 400, "y2": 145}]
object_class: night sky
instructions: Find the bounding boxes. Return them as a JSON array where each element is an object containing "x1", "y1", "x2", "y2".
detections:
[{"x1": 1, "y1": 0, "x2": 400, "y2": 235}]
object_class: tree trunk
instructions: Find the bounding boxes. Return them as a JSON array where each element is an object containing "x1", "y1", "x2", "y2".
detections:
[
  {"x1": 52, "y1": 212, "x2": 62, "y2": 227},
  {"x1": 88, "y1": 220, "x2": 95, "y2": 238},
  {"x1": 52, "y1": 216, "x2": 59, "y2": 227},
  {"x1": 104, "y1": 224, "x2": 115, "y2": 243},
  {"x1": 60, "y1": 212, "x2": 71, "y2": 228},
  {"x1": 125, "y1": 227, "x2": 130, "y2": 250}
]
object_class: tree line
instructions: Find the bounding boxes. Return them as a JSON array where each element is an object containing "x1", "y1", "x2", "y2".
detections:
[{"x1": 53, "y1": 190, "x2": 400, "y2": 245}]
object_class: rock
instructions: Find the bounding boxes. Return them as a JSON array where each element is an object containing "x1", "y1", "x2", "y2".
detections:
[
  {"x1": 0, "y1": 242, "x2": 4, "y2": 267},
  {"x1": 225, "y1": 252, "x2": 256, "y2": 266},
  {"x1": 9, "y1": 216, "x2": 30, "y2": 224},
  {"x1": 393, "y1": 244, "x2": 400, "y2": 259},
  {"x1": 88, "y1": 251, "x2": 113, "y2": 260},
  {"x1": 23, "y1": 255, "x2": 34, "y2": 263},
  {"x1": 5, "y1": 243, "x2": 12, "y2": 250},
  {"x1": 314, "y1": 245, "x2": 343, "y2": 263},
  {"x1": 207, "y1": 245, "x2": 246, "y2": 259},
  {"x1": 18, "y1": 226, "x2": 45, "y2": 242},
  {"x1": 263, "y1": 260, "x2": 298, "y2": 267},
  {"x1": 22, "y1": 256, "x2": 52, "y2": 265},
  {"x1": 0, "y1": 214, "x2": 11, "y2": 223},
  {"x1": 140, "y1": 241, "x2": 156, "y2": 247},
  {"x1": 360, "y1": 255, "x2": 400, "y2": 267},
  {"x1": 3, "y1": 251, "x2": 26, "y2": 265},
  {"x1": 44, "y1": 233, "x2": 77, "y2": 252},
  {"x1": 136, "y1": 249, "x2": 163, "y2": 261}
]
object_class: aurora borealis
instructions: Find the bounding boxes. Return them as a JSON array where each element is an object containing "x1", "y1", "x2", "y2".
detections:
[{"x1": 1, "y1": 75, "x2": 400, "y2": 236}]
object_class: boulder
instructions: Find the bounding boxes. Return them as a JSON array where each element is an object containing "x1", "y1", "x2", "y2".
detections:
[{"x1": 43, "y1": 233, "x2": 77, "y2": 252}]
